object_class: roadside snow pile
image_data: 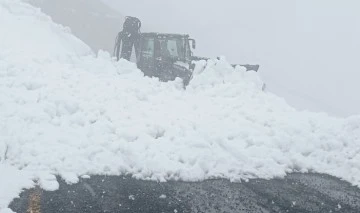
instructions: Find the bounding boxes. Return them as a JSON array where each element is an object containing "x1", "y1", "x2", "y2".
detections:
[{"x1": 1, "y1": 0, "x2": 360, "y2": 211}]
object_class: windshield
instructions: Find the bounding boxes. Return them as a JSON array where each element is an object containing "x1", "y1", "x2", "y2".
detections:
[
  {"x1": 140, "y1": 38, "x2": 154, "y2": 58},
  {"x1": 159, "y1": 38, "x2": 185, "y2": 59}
]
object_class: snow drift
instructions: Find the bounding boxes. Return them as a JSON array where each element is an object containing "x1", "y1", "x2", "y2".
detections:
[{"x1": 1, "y1": 0, "x2": 360, "y2": 211}]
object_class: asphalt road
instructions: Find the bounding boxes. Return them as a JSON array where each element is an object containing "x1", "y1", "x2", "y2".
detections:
[{"x1": 9, "y1": 173, "x2": 360, "y2": 213}]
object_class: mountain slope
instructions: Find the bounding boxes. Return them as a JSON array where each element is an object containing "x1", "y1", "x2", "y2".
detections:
[{"x1": 27, "y1": 0, "x2": 124, "y2": 54}]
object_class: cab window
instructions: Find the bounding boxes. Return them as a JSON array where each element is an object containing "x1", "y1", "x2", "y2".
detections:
[
  {"x1": 159, "y1": 39, "x2": 184, "y2": 58},
  {"x1": 140, "y1": 38, "x2": 154, "y2": 58}
]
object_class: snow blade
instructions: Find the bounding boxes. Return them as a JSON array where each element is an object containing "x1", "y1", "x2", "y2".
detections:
[{"x1": 232, "y1": 64, "x2": 260, "y2": 72}]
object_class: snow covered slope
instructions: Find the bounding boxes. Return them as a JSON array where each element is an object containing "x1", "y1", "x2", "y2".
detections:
[
  {"x1": 27, "y1": 0, "x2": 124, "y2": 54},
  {"x1": 1, "y1": 0, "x2": 360, "y2": 211}
]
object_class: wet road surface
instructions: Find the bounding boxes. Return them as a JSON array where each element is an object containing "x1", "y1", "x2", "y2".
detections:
[{"x1": 9, "y1": 173, "x2": 360, "y2": 213}]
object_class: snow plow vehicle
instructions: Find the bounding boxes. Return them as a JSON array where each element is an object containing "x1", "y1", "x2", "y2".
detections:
[{"x1": 114, "y1": 16, "x2": 259, "y2": 86}]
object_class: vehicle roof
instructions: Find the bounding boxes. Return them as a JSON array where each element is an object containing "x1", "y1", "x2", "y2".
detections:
[{"x1": 141, "y1": 32, "x2": 190, "y2": 39}]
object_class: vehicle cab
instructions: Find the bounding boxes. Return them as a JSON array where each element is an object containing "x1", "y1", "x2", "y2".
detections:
[{"x1": 137, "y1": 33, "x2": 196, "y2": 85}]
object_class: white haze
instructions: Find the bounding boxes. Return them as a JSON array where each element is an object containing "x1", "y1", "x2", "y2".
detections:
[
  {"x1": 102, "y1": 0, "x2": 360, "y2": 117},
  {"x1": 28, "y1": 0, "x2": 125, "y2": 53}
]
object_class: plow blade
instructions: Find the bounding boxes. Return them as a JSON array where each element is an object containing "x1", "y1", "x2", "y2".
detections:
[{"x1": 233, "y1": 64, "x2": 260, "y2": 72}]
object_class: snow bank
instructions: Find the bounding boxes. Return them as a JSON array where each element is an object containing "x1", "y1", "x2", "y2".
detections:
[{"x1": 1, "y1": 0, "x2": 360, "y2": 210}]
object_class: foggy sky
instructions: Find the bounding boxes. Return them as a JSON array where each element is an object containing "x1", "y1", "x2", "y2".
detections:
[
  {"x1": 29, "y1": 0, "x2": 124, "y2": 53},
  {"x1": 103, "y1": 0, "x2": 360, "y2": 117}
]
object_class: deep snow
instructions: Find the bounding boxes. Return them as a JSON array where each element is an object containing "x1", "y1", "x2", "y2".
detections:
[{"x1": 1, "y1": 0, "x2": 360, "y2": 212}]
